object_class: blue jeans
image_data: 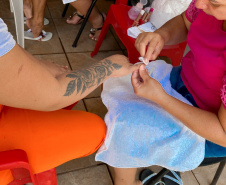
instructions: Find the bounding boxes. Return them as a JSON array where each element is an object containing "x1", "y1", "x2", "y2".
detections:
[{"x1": 170, "y1": 66, "x2": 226, "y2": 165}]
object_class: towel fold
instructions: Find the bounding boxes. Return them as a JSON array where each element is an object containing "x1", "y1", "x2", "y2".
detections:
[
  {"x1": 127, "y1": 22, "x2": 157, "y2": 39},
  {"x1": 96, "y1": 60, "x2": 205, "y2": 172}
]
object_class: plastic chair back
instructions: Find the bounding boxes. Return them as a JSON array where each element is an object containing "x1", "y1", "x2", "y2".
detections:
[
  {"x1": 115, "y1": 0, "x2": 128, "y2": 5},
  {"x1": 91, "y1": 3, "x2": 186, "y2": 66}
]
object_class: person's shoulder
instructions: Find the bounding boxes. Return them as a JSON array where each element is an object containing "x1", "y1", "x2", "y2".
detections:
[
  {"x1": 220, "y1": 74, "x2": 226, "y2": 109},
  {"x1": 185, "y1": 0, "x2": 201, "y2": 23},
  {"x1": 0, "y1": 18, "x2": 16, "y2": 58}
]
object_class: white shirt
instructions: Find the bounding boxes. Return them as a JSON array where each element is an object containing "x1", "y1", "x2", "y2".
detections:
[{"x1": 0, "y1": 18, "x2": 16, "y2": 57}]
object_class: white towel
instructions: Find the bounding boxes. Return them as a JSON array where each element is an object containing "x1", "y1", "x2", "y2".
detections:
[
  {"x1": 127, "y1": 22, "x2": 157, "y2": 39},
  {"x1": 96, "y1": 60, "x2": 205, "y2": 172}
]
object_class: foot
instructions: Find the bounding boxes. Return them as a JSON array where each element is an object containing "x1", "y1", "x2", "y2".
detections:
[
  {"x1": 66, "y1": 11, "x2": 84, "y2": 25},
  {"x1": 89, "y1": 13, "x2": 105, "y2": 41},
  {"x1": 26, "y1": 18, "x2": 44, "y2": 40},
  {"x1": 23, "y1": 0, "x2": 33, "y2": 19}
]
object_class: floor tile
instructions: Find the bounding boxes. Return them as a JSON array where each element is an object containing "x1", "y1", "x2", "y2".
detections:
[
  {"x1": 192, "y1": 163, "x2": 226, "y2": 185},
  {"x1": 181, "y1": 171, "x2": 199, "y2": 185},
  {"x1": 85, "y1": 86, "x2": 102, "y2": 99},
  {"x1": 96, "y1": 0, "x2": 114, "y2": 15},
  {"x1": 47, "y1": 0, "x2": 75, "y2": 19},
  {"x1": 57, "y1": 152, "x2": 102, "y2": 174},
  {"x1": 24, "y1": 20, "x2": 64, "y2": 54},
  {"x1": 34, "y1": 53, "x2": 69, "y2": 66},
  {"x1": 53, "y1": 18, "x2": 120, "y2": 53},
  {"x1": 123, "y1": 49, "x2": 128, "y2": 57},
  {"x1": 43, "y1": 6, "x2": 52, "y2": 19},
  {"x1": 57, "y1": 165, "x2": 113, "y2": 185},
  {"x1": 72, "y1": 100, "x2": 87, "y2": 111},
  {"x1": 0, "y1": 0, "x2": 14, "y2": 19},
  {"x1": 83, "y1": 97, "x2": 107, "y2": 119},
  {"x1": 110, "y1": 27, "x2": 127, "y2": 50}
]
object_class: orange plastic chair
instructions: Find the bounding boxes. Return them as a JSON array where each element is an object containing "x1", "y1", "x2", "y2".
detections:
[
  {"x1": 0, "y1": 149, "x2": 57, "y2": 185},
  {"x1": 91, "y1": 0, "x2": 187, "y2": 66}
]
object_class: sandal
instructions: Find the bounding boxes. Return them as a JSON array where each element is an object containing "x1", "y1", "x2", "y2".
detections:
[
  {"x1": 162, "y1": 171, "x2": 183, "y2": 185},
  {"x1": 24, "y1": 29, "x2": 53, "y2": 41},
  {"x1": 89, "y1": 13, "x2": 106, "y2": 41},
  {"x1": 66, "y1": 11, "x2": 85, "y2": 25},
  {"x1": 139, "y1": 169, "x2": 164, "y2": 185}
]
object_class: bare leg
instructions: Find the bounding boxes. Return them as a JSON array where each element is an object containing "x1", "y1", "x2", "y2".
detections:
[
  {"x1": 70, "y1": 0, "x2": 104, "y2": 41},
  {"x1": 23, "y1": 0, "x2": 33, "y2": 19},
  {"x1": 114, "y1": 168, "x2": 142, "y2": 185},
  {"x1": 26, "y1": 0, "x2": 47, "y2": 39}
]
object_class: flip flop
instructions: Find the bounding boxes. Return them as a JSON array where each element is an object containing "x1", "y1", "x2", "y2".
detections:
[
  {"x1": 66, "y1": 12, "x2": 85, "y2": 25},
  {"x1": 24, "y1": 17, "x2": 49, "y2": 26},
  {"x1": 89, "y1": 12, "x2": 106, "y2": 41},
  {"x1": 139, "y1": 169, "x2": 164, "y2": 185},
  {"x1": 24, "y1": 29, "x2": 53, "y2": 41},
  {"x1": 162, "y1": 171, "x2": 183, "y2": 185}
]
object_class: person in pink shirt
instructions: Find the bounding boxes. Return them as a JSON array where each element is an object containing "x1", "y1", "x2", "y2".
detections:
[{"x1": 113, "y1": 0, "x2": 226, "y2": 185}]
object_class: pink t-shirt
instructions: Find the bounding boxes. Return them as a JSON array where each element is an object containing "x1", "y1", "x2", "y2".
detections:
[{"x1": 181, "y1": 0, "x2": 226, "y2": 113}]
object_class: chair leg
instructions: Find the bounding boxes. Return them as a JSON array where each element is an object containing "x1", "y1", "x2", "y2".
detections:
[
  {"x1": 35, "y1": 168, "x2": 57, "y2": 185},
  {"x1": 11, "y1": 0, "x2": 25, "y2": 48},
  {"x1": 9, "y1": 0, "x2": 14, "y2": 12},
  {"x1": 62, "y1": 3, "x2": 69, "y2": 18},
  {"x1": 211, "y1": 161, "x2": 226, "y2": 185},
  {"x1": 91, "y1": 15, "x2": 111, "y2": 57},
  {"x1": 72, "y1": 0, "x2": 98, "y2": 47},
  {"x1": 149, "y1": 168, "x2": 170, "y2": 185}
]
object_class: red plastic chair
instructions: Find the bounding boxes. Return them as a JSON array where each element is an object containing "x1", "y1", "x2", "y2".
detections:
[
  {"x1": 0, "y1": 149, "x2": 57, "y2": 185},
  {"x1": 91, "y1": 0, "x2": 187, "y2": 66}
]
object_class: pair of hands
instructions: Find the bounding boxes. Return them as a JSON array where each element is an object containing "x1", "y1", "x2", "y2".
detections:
[
  {"x1": 132, "y1": 31, "x2": 166, "y2": 102},
  {"x1": 107, "y1": 27, "x2": 166, "y2": 103}
]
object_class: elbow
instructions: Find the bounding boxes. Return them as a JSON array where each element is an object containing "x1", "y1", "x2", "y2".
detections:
[
  {"x1": 220, "y1": 141, "x2": 226, "y2": 148},
  {"x1": 216, "y1": 133, "x2": 226, "y2": 148},
  {"x1": 34, "y1": 97, "x2": 65, "y2": 112},
  {"x1": 222, "y1": 135, "x2": 226, "y2": 147}
]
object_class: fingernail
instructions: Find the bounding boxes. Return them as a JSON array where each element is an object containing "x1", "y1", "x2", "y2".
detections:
[
  {"x1": 144, "y1": 58, "x2": 148, "y2": 64},
  {"x1": 140, "y1": 65, "x2": 145, "y2": 70}
]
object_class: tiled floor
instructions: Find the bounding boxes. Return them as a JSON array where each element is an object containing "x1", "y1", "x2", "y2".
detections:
[{"x1": 1, "y1": 0, "x2": 226, "y2": 184}]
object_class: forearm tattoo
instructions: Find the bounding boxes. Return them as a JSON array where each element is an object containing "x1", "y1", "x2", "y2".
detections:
[{"x1": 64, "y1": 59, "x2": 122, "y2": 96}]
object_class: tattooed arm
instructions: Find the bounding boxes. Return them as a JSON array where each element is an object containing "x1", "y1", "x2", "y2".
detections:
[{"x1": 0, "y1": 44, "x2": 140, "y2": 111}]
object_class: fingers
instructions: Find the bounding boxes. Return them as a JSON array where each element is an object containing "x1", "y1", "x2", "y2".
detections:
[
  {"x1": 135, "y1": 33, "x2": 150, "y2": 57},
  {"x1": 147, "y1": 38, "x2": 165, "y2": 60},
  {"x1": 130, "y1": 63, "x2": 142, "y2": 72},
  {"x1": 139, "y1": 64, "x2": 150, "y2": 81},
  {"x1": 135, "y1": 32, "x2": 165, "y2": 62},
  {"x1": 145, "y1": 36, "x2": 163, "y2": 61},
  {"x1": 131, "y1": 69, "x2": 141, "y2": 88}
]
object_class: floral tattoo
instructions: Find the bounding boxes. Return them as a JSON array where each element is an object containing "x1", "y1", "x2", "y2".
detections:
[{"x1": 64, "y1": 59, "x2": 122, "y2": 96}]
